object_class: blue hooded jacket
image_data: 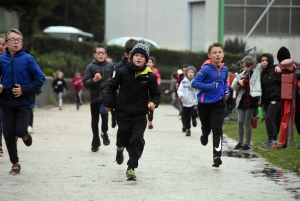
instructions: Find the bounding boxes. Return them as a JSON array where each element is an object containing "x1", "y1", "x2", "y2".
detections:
[
  {"x1": 0, "y1": 49, "x2": 46, "y2": 108},
  {"x1": 192, "y1": 59, "x2": 230, "y2": 104}
]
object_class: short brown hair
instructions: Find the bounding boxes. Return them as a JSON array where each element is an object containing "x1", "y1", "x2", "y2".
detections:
[
  {"x1": 208, "y1": 42, "x2": 223, "y2": 53},
  {"x1": 93, "y1": 44, "x2": 107, "y2": 53},
  {"x1": 0, "y1": 33, "x2": 5, "y2": 39},
  {"x1": 242, "y1": 55, "x2": 256, "y2": 66},
  {"x1": 124, "y1": 38, "x2": 138, "y2": 54},
  {"x1": 5, "y1": 29, "x2": 23, "y2": 41}
]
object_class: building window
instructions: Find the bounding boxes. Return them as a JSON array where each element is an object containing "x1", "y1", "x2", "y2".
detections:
[{"x1": 224, "y1": 0, "x2": 300, "y2": 36}]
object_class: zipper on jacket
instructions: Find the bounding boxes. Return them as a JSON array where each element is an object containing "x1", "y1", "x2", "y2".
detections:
[{"x1": 11, "y1": 55, "x2": 14, "y2": 87}]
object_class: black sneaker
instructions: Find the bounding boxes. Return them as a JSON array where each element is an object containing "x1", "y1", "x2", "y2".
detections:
[
  {"x1": 126, "y1": 168, "x2": 136, "y2": 181},
  {"x1": 233, "y1": 142, "x2": 244, "y2": 150},
  {"x1": 241, "y1": 144, "x2": 252, "y2": 151},
  {"x1": 101, "y1": 133, "x2": 110, "y2": 145},
  {"x1": 200, "y1": 135, "x2": 208, "y2": 146},
  {"x1": 112, "y1": 118, "x2": 117, "y2": 128},
  {"x1": 91, "y1": 147, "x2": 99, "y2": 152},
  {"x1": 116, "y1": 147, "x2": 124, "y2": 165},
  {"x1": 186, "y1": 130, "x2": 191, "y2": 136},
  {"x1": 22, "y1": 133, "x2": 32, "y2": 146},
  {"x1": 9, "y1": 164, "x2": 21, "y2": 175},
  {"x1": 182, "y1": 126, "x2": 186, "y2": 132},
  {"x1": 192, "y1": 119, "x2": 197, "y2": 127},
  {"x1": 212, "y1": 157, "x2": 222, "y2": 168}
]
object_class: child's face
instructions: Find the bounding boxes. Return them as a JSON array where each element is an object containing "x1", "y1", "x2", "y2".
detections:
[
  {"x1": 57, "y1": 72, "x2": 63, "y2": 79},
  {"x1": 261, "y1": 56, "x2": 268, "y2": 68},
  {"x1": 242, "y1": 62, "x2": 254, "y2": 73},
  {"x1": 187, "y1": 70, "x2": 195, "y2": 79},
  {"x1": 6, "y1": 32, "x2": 23, "y2": 54},
  {"x1": 93, "y1": 47, "x2": 107, "y2": 62},
  {"x1": 147, "y1": 59, "x2": 154, "y2": 68},
  {"x1": 208, "y1": 47, "x2": 224, "y2": 66},
  {"x1": 0, "y1": 37, "x2": 7, "y2": 54},
  {"x1": 132, "y1": 53, "x2": 146, "y2": 67}
]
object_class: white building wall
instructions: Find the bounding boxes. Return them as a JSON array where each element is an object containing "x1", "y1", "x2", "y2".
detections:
[
  {"x1": 225, "y1": 35, "x2": 300, "y2": 63},
  {"x1": 105, "y1": 0, "x2": 189, "y2": 50},
  {"x1": 203, "y1": 0, "x2": 219, "y2": 52},
  {"x1": 105, "y1": 0, "x2": 300, "y2": 60}
]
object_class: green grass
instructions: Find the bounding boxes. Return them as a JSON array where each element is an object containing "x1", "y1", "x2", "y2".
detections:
[{"x1": 223, "y1": 117, "x2": 300, "y2": 175}]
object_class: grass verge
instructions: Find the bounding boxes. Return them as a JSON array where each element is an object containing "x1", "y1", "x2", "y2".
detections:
[{"x1": 223, "y1": 118, "x2": 300, "y2": 176}]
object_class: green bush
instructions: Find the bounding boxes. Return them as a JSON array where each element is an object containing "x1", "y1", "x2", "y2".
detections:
[
  {"x1": 32, "y1": 36, "x2": 244, "y2": 78},
  {"x1": 36, "y1": 51, "x2": 89, "y2": 77}
]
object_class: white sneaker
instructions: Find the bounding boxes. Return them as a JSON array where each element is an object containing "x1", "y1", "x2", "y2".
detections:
[{"x1": 28, "y1": 126, "x2": 34, "y2": 134}]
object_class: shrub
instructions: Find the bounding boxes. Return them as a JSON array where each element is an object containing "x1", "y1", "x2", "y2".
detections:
[
  {"x1": 32, "y1": 36, "x2": 243, "y2": 78},
  {"x1": 36, "y1": 51, "x2": 89, "y2": 77}
]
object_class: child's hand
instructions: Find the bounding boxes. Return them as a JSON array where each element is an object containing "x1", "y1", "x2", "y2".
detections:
[
  {"x1": 12, "y1": 84, "x2": 22, "y2": 97},
  {"x1": 148, "y1": 102, "x2": 155, "y2": 110},
  {"x1": 93, "y1": 73, "x2": 102, "y2": 82},
  {"x1": 238, "y1": 79, "x2": 244, "y2": 86},
  {"x1": 104, "y1": 107, "x2": 111, "y2": 111},
  {"x1": 0, "y1": 84, "x2": 3, "y2": 93},
  {"x1": 165, "y1": 90, "x2": 169, "y2": 94},
  {"x1": 216, "y1": 82, "x2": 219, "y2": 88},
  {"x1": 224, "y1": 94, "x2": 229, "y2": 100},
  {"x1": 179, "y1": 95, "x2": 183, "y2": 99},
  {"x1": 275, "y1": 66, "x2": 282, "y2": 73}
]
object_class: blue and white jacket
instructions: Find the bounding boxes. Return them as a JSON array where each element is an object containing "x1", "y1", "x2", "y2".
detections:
[{"x1": 191, "y1": 60, "x2": 230, "y2": 104}]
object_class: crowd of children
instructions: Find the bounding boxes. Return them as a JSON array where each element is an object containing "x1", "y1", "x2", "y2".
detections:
[{"x1": 0, "y1": 28, "x2": 297, "y2": 180}]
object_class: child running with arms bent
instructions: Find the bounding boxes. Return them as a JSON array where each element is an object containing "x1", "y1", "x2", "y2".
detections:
[
  {"x1": 192, "y1": 42, "x2": 230, "y2": 168},
  {"x1": 104, "y1": 41, "x2": 161, "y2": 180}
]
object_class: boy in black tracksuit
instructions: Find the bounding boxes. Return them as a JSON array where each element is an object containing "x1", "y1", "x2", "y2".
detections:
[
  {"x1": 104, "y1": 41, "x2": 161, "y2": 180},
  {"x1": 83, "y1": 44, "x2": 114, "y2": 152}
]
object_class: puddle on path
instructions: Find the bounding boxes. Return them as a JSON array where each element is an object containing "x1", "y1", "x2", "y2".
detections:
[
  {"x1": 222, "y1": 150, "x2": 258, "y2": 159},
  {"x1": 223, "y1": 147, "x2": 300, "y2": 199},
  {"x1": 251, "y1": 165, "x2": 300, "y2": 200}
]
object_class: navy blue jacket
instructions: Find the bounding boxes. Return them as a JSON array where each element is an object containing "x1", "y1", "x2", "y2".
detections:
[
  {"x1": 0, "y1": 49, "x2": 46, "y2": 108},
  {"x1": 114, "y1": 56, "x2": 128, "y2": 71}
]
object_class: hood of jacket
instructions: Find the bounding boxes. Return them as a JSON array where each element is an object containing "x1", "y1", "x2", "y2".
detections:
[{"x1": 260, "y1": 53, "x2": 274, "y2": 69}]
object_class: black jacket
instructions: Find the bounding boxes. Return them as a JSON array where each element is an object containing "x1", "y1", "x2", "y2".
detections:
[
  {"x1": 83, "y1": 59, "x2": 114, "y2": 103},
  {"x1": 104, "y1": 62, "x2": 161, "y2": 120},
  {"x1": 52, "y1": 78, "x2": 68, "y2": 93},
  {"x1": 114, "y1": 56, "x2": 128, "y2": 71},
  {"x1": 260, "y1": 53, "x2": 282, "y2": 105}
]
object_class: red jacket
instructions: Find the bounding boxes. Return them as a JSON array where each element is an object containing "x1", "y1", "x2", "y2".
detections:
[{"x1": 71, "y1": 75, "x2": 83, "y2": 92}]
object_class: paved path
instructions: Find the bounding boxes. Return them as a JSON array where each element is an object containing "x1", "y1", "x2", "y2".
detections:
[{"x1": 0, "y1": 104, "x2": 299, "y2": 201}]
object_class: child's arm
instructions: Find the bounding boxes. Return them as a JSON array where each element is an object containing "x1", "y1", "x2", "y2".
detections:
[
  {"x1": 155, "y1": 68, "x2": 161, "y2": 86},
  {"x1": 148, "y1": 73, "x2": 161, "y2": 109},
  {"x1": 103, "y1": 70, "x2": 121, "y2": 110},
  {"x1": 191, "y1": 67, "x2": 217, "y2": 90},
  {"x1": 83, "y1": 65, "x2": 98, "y2": 88},
  {"x1": 177, "y1": 80, "x2": 184, "y2": 99},
  {"x1": 223, "y1": 71, "x2": 230, "y2": 99},
  {"x1": 21, "y1": 56, "x2": 45, "y2": 95}
]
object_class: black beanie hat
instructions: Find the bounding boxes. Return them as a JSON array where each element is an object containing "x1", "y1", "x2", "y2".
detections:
[
  {"x1": 277, "y1": 46, "x2": 290, "y2": 63},
  {"x1": 130, "y1": 40, "x2": 150, "y2": 63}
]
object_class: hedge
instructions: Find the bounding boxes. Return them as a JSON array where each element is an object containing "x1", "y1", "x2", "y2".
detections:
[{"x1": 32, "y1": 36, "x2": 245, "y2": 78}]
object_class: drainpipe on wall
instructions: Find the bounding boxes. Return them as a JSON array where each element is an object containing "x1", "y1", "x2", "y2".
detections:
[{"x1": 218, "y1": 0, "x2": 224, "y2": 44}]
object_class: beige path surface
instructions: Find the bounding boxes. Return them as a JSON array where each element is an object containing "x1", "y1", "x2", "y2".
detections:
[{"x1": 0, "y1": 104, "x2": 299, "y2": 201}]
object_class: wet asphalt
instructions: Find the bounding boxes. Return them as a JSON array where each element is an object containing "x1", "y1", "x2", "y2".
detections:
[{"x1": 0, "y1": 104, "x2": 299, "y2": 201}]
